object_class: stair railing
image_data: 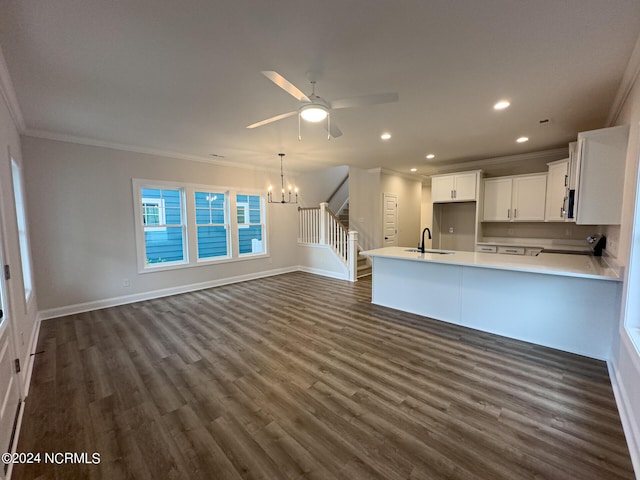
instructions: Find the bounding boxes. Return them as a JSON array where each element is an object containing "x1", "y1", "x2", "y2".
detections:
[
  {"x1": 298, "y1": 203, "x2": 358, "y2": 282},
  {"x1": 298, "y1": 206, "x2": 321, "y2": 244}
]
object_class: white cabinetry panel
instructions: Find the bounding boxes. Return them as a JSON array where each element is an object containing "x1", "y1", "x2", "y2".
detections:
[
  {"x1": 482, "y1": 177, "x2": 512, "y2": 221},
  {"x1": 512, "y1": 174, "x2": 547, "y2": 221},
  {"x1": 574, "y1": 125, "x2": 629, "y2": 225},
  {"x1": 545, "y1": 159, "x2": 569, "y2": 222},
  {"x1": 431, "y1": 171, "x2": 479, "y2": 203},
  {"x1": 483, "y1": 174, "x2": 546, "y2": 222}
]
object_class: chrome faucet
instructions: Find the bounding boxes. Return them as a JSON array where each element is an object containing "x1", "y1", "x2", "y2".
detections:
[{"x1": 419, "y1": 227, "x2": 432, "y2": 253}]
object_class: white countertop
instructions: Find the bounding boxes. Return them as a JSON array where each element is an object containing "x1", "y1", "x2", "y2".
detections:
[{"x1": 360, "y1": 247, "x2": 621, "y2": 281}]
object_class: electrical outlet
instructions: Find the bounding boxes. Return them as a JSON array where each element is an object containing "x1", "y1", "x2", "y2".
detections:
[
  {"x1": 448, "y1": 227, "x2": 454, "y2": 233},
  {"x1": 123, "y1": 278, "x2": 130, "y2": 287}
]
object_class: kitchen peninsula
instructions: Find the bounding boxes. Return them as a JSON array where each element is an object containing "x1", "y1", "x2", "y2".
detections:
[{"x1": 360, "y1": 247, "x2": 621, "y2": 360}]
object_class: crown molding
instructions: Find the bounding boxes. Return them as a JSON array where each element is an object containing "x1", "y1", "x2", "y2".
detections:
[
  {"x1": 607, "y1": 31, "x2": 640, "y2": 126},
  {"x1": 22, "y1": 129, "x2": 290, "y2": 174},
  {"x1": 421, "y1": 147, "x2": 568, "y2": 176},
  {"x1": 0, "y1": 45, "x2": 25, "y2": 132}
]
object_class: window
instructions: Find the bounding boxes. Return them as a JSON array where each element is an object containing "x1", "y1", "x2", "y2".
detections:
[
  {"x1": 236, "y1": 194, "x2": 265, "y2": 255},
  {"x1": 195, "y1": 191, "x2": 229, "y2": 260},
  {"x1": 133, "y1": 180, "x2": 267, "y2": 272},
  {"x1": 11, "y1": 158, "x2": 33, "y2": 302},
  {"x1": 140, "y1": 187, "x2": 186, "y2": 266}
]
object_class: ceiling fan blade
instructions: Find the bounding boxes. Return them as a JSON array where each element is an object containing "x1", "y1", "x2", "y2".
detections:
[
  {"x1": 262, "y1": 71, "x2": 310, "y2": 102},
  {"x1": 246, "y1": 111, "x2": 297, "y2": 129},
  {"x1": 331, "y1": 92, "x2": 399, "y2": 110},
  {"x1": 325, "y1": 121, "x2": 343, "y2": 138}
]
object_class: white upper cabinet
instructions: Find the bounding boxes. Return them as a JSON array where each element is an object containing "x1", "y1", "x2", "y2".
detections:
[
  {"x1": 545, "y1": 159, "x2": 569, "y2": 222},
  {"x1": 431, "y1": 171, "x2": 479, "y2": 203},
  {"x1": 512, "y1": 175, "x2": 547, "y2": 221},
  {"x1": 483, "y1": 177, "x2": 512, "y2": 221},
  {"x1": 483, "y1": 174, "x2": 547, "y2": 222},
  {"x1": 574, "y1": 125, "x2": 629, "y2": 225}
]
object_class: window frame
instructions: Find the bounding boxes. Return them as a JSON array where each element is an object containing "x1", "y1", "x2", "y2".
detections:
[
  {"x1": 133, "y1": 180, "x2": 189, "y2": 272},
  {"x1": 236, "y1": 193, "x2": 266, "y2": 257},
  {"x1": 194, "y1": 190, "x2": 231, "y2": 262},
  {"x1": 132, "y1": 179, "x2": 269, "y2": 273},
  {"x1": 10, "y1": 157, "x2": 34, "y2": 307}
]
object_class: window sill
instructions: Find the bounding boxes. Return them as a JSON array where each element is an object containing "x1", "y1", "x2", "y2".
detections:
[{"x1": 138, "y1": 252, "x2": 270, "y2": 274}]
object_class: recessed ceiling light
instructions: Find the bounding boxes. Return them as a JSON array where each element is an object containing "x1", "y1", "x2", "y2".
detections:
[
  {"x1": 380, "y1": 132, "x2": 392, "y2": 140},
  {"x1": 494, "y1": 100, "x2": 510, "y2": 110},
  {"x1": 426, "y1": 154, "x2": 435, "y2": 159},
  {"x1": 410, "y1": 168, "x2": 417, "y2": 172},
  {"x1": 516, "y1": 136, "x2": 529, "y2": 143}
]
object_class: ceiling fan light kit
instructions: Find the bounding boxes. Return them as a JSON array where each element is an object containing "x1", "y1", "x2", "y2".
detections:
[
  {"x1": 247, "y1": 70, "x2": 399, "y2": 140},
  {"x1": 299, "y1": 104, "x2": 328, "y2": 122}
]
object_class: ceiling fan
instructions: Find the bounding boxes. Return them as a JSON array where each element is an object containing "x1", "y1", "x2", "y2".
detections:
[{"x1": 247, "y1": 71, "x2": 399, "y2": 138}]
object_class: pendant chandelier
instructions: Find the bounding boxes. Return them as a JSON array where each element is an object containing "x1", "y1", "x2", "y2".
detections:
[{"x1": 267, "y1": 153, "x2": 298, "y2": 204}]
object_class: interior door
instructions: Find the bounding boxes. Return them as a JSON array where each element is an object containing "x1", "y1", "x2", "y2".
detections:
[
  {"x1": 0, "y1": 204, "x2": 20, "y2": 475},
  {"x1": 383, "y1": 193, "x2": 398, "y2": 247}
]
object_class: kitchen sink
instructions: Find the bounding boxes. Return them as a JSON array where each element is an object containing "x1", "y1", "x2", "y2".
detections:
[{"x1": 405, "y1": 248, "x2": 454, "y2": 255}]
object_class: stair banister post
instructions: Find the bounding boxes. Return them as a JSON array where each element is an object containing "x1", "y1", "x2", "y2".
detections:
[
  {"x1": 348, "y1": 230, "x2": 358, "y2": 282},
  {"x1": 319, "y1": 202, "x2": 328, "y2": 245}
]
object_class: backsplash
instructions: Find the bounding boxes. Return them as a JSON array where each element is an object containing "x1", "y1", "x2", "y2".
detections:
[{"x1": 481, "y1": 222, "x2": 605, "y2": 243}]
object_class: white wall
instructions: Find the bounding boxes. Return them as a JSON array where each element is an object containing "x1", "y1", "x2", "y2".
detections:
[
  {"x1": 607, "y1": 41, "x2": 640, "y2": 474},
  {"x1": 0, "y1": 82, "x2": 38, "y2": 391},
  {"x1": 296, "y1": 165, "x2": 348, "y2": 209},
  {"x1": 420, "y1": 184, "x2": 434, "y2": 250},
  {"x1": 380, "y1": 171, "x2": 422, "y2": 248},
  {"x1": 348, "y1": 166, "x2": 381, "y2": 251},
  {"x1": 21, "y1": 136, "x2": 299, "y2": 313}
]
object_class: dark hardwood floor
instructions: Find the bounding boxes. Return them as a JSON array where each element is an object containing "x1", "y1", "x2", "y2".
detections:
[{"x1": 12, "y1": 272, "x2": 634, "y2": 479}]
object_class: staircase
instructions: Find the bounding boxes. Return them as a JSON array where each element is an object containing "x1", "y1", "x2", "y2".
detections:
[
  {"x1": 356, "y1": 251, "x2": 371, "y2": 278},
  {"x1": 337, "y1": 202, "x2": 371, "y2": 279},
  {"x1": 338, "y1": 204, "x2": 349, "y2": 229}
]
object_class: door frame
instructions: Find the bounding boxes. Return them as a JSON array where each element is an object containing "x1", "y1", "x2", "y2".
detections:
[
  {"x1": 382, "y1": 192, "x2": 398, "y2": 247},
  {"x1": 0, "y1": 183, "x2": 22, "y2": 480}
]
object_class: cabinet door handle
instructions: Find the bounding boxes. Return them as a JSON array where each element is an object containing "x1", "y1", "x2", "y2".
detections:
[
  {"x1": 514, "y1": 208, "x2": 518, "y2": 218},
  {"x1": 507, "y1": 209, "x2": 511, "y2": 219},
  {"x1": 450, "y1": 190, "x2": 453, "y2": 199},
  {"x1": 564, "y1": 174, "x2": 568, "y2": 187}
]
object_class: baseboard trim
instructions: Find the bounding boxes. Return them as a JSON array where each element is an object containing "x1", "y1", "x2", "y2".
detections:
[
  {"x1": 38, "y1": 266, "x2": 299, "y2": 320},
  {"x1": 607, "y1": 345, "x2": 640, "y2": 478},
  {"x1": 5, "y1": 398, "x2": 26, "y2": 480},
  {"x1": 297, "y1": 265, "x2": 349, "y2": 281},
  {"x1": 22, "y1": 317, "x2": 41, "y2": 397}
]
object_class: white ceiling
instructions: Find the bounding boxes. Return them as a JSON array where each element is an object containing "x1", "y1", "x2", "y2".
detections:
[{"x1": 1, "y1": 0, "x2": 639, "y2": 174}]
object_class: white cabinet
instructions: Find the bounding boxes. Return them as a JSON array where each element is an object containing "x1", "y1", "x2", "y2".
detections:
[
  {"x1": 545, "y1": 159, "x2": 569, "y2": 222},
  {"x1": 483, "y1": 174, "x2": 547, "y2": 222},
  {"x1": 483, "y1": 177, "x2": 512, "y2": 221},
  {"x1": 497, "y1": 246, "x2": 525, "y2": 255},
  {"x1": 512, "y1": 175, "x2": 547, "y2": 221},
  {"x1": 574, "y1": 125, "x2": 629, "y2": 225},
  {"x1": 431, "y1": 171, "x2": 479, "y2": 203}
]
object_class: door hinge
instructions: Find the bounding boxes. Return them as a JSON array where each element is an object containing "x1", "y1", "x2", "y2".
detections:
[
  {"x1": 14, "y1": 358, "x2": 20, "y2": 374},
  {"x1": 4, "y1": 264, "x2": 9, "y2": 280}
]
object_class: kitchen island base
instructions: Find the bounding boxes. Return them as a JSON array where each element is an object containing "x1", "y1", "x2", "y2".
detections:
[{"x1": 371, "y1": 256, "x2": 620, "y2": 360}]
